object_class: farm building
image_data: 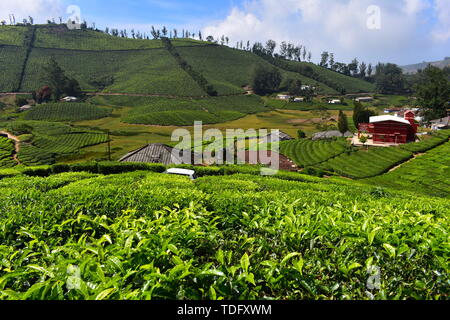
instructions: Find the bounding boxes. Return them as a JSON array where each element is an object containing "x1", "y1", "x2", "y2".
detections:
[
  {"x1": 358, "y1": 111, "x2": 418, "y2": 144},
  {"x1": 19, "y1": 105, "x2": 33, "y2": 111},
  {"x1": 61, "y1": 96, "x2": 78, "y2": 102},
  {"x1": 260, "y1": 131, "x2": 294, "y2": 143},
  {"x1": 328, "y1": 99, "x2": 341, "y2": 104},
  {"x1": 119, "y1": 143, "x2": 200, "y2": 165},
  {"x1": 355, "y1": 97, "x2": 374, "y2": 103},
  {"x1": 430, "y1": 116, "x2": 450, "y2": 130},
  {"x1": 277, "y1": 94, "x2": 291, "y2": 100},
  {"x1": 294, "y1": 97, "x2": 304, "y2": 102},
  {"x1": 312, "y1": 131, "x2": 353, "y2": 140}
]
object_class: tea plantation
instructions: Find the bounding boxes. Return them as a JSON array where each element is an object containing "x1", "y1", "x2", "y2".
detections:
[
  {"x1": 280, "y1": 139, "x2": 349, "y2": 167},
  {"x1": 0, "y1": 121, "x2": 108, "y2": 166},
  {"x1": 317, "y1": 147, "x2": 413, "y2": 179},
  {"x1": 24, "y1": 103, "x2": 111, "y2": 122},
  {"x1": 0, "y1": 167, "x2": 448, "y2": 300},
  {"x1": 0, "y1": 24, "x2": 375, "y2": 96},
  {"x1": 362, "y1": 140, "x2": 450, "y2": 198},
  {"x1": 34, "y1": 26, "x2": 208, "y2": 51},
  {"x1": 0, "y1": 136, "x2": 15, "y2": 168},
  {"x1": 122, "y1": 95, "x2": 269, "y2": 126},
  {"x1": 21, "y1": 47, "x2": 206, "y2": 96}
]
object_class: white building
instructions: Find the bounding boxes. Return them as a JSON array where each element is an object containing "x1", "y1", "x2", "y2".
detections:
[
  {"x1": 277, "y1": 94, "x2": 291, "y2": 100},
  {"x1": 61, "y1": 96, "x2": 78, "y2": 102},
  {"x1": 355, "y1": 97, "x2": 374, "y2": 103},
  {"x1": 328, "y1": 99, "x2": 341, "y2": 104},
  {"x1": 19, "y1": 105, "x2": 32, "y2": 111}
]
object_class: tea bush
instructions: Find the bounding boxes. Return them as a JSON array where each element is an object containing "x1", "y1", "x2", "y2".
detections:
[{"x1": 0, "y1": 170, "x2": 448, "y2": 300}]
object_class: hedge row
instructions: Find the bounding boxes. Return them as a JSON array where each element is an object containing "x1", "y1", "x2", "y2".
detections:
[
  {"x1": 8, "y1": 161, "x2": 328, "y2": 184},
  {"x1": 20, "y1": 162, "x2": 166, "y2": 177},
  {"x1": 162, "y1": 37, "x2": 218, "y2": 96}
]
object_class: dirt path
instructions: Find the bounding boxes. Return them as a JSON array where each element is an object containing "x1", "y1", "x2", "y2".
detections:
[
  {"x1": 0, "y1": 131, "x2": 21, "y2": 165},
  {"x1": 1, "y1": 91, "x2": 247, "y2": 99},
  {"x1": 388, "y1": 153, "x2": 425, "y2": 173}
]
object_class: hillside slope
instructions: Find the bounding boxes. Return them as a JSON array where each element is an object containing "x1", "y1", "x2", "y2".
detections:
[{"x1": 0, "y1": 24, "x2": 375, "y2": 96}]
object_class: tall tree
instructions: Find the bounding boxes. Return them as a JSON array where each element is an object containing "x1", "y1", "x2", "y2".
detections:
[
  {"x1": 41, "y1": 59, "x2": 81, "y2": 101},
  {"x1": 348, "y1": 58, "x2": 359, "y2": 76},
  {"x1": 353, "y1": 101, "x2": 376, "y2": 127},
  {"x1": 265, "y1": 40, "x2": 276, "y2": 56},
  {"x1": 338, "y1": 110, "x2": 349, "y2": 135},
  {"x1": 320, "y1": 52, "x2": 329, "y2": 67},
  {"x1": 414, "y1": 65, "x2": 450, "y2": 121},
  {"x1": 359, "y1": 62, "x2": 367, "y2": 78},
  {"x1": 252, "y1": 65, "x2": 282, "y2": 95},
  {"x1": 280, "y1": 42, "x2": 288, "y2": 58},
  {"x1": 375, "y1": 63, "x2": 406, "y2": 94},
  {"x1": 329, "y1": 53, "x2": 335, "y2": 71},
  {"x1": 287, "y1": 79, "x2": 303, "y2": 96},
  {"x1": 367, "y1": 64, "x2": 373, "y2": 78}
]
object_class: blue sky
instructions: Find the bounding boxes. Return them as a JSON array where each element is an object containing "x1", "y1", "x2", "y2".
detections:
[{"x1": 1, "y1": 0, "x2": 449, "y2": 66}]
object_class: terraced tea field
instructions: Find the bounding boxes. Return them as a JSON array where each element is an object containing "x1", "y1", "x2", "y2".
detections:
[
  {"x1": 21, "y1": 47, "x2": 206, "y2": 96},
  {"x1": 122, "y1": 95, "x2": 269, "y2": 126},
  {"x1": 280, "y1": 139, "x2": 349, "y2": 167},
  {"x1": 34, "y1": 26, "x2": 207, "y2": 51},
  {"x1": 363, "y1": 140, "x2": 450, "y2": 198},
  {"x1": 25, "y1": 103, "x2": 112, "y2": 122},
  {"x1": 400, "y1": 130, "x2": 450, "y2": 153},
  {"x1": 318, "y1": 147, "x2": 413, "y2": 179},
  {"x1": 0, "y1": 136, "x2": 15, "y2": 168},
  {"x1": 0, "y1": 121, "x2": 109, "y2": 166},
  {"x1": 177, "y1": 46, "x2": 330, "y2": 95},
  {"x1": 0, "y1": 26, "x2": 27, "y2": 46},
  {"x1": 0, "y1": 46, "x2": 27, "y2": 92}
]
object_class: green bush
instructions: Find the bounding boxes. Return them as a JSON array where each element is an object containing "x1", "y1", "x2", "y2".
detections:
[{"x1": 22, "y1": 166, "x2": 52, "y2": 177}]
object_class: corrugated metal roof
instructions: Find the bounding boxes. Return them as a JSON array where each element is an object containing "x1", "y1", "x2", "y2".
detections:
[
  {"x1": 370, "y1": 115, "x2": 411, "y2": 125},
  {"x1": 312, "y1": 131, "x2": 353, "y2": 140},
  {"x1": 260, "y1": 131, "x2": 293, "y2": 143},
  {"x1": 119, "y1": 143, "x2": 197, "y2": 165}
]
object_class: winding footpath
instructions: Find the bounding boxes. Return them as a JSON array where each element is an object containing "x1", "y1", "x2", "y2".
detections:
[{"x1": 0, "y1": 131, "x2": 21, "y2": 165}]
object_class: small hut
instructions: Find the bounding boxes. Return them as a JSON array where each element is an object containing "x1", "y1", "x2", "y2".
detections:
[{"x1": 119, "y1": 143, "x2": 200, "y2": 165}]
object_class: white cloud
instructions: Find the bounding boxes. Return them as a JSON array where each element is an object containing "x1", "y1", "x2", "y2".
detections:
[
  {"x1": 432, "y1": 0, "x2": 450, "y2": 41},
  {"x1": 202, "y1": 0, "x2": 440, "y2": 65},
  {"x1": 0, "y1": 0, "x2": 65, "y2": 24},
  {"x1": 403, "y1": 0, "x2": 429, "y2": 15}
]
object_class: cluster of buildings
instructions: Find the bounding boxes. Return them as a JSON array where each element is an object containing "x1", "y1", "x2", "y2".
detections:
[
  {"x1": 276, "y1": 95, "x2": 305, "y2": 102},
  {"x1": 18, "y1": 96, "x2": 79, "y2": 112}
]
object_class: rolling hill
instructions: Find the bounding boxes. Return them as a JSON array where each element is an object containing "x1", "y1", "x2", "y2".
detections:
[
  {"x1": 0, "y1": 24, "x2": 375, "y2": 95},
  {"x1": 402, "y1": 57, "x2": 450, "y2": 74}
]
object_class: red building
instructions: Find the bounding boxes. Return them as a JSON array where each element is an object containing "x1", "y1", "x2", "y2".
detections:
[{"x1": 359, "y1": 111, "x2": 418, "y2": 144}]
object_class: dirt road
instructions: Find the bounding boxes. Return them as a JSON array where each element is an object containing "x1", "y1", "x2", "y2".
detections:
[{"x1": 0, "y1": 131, "x2": 21, "y2": 165}]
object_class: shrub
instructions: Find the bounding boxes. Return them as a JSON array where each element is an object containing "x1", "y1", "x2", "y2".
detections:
[{"x1": 22, "y1": 166, "x2": 52, "y2": 177}]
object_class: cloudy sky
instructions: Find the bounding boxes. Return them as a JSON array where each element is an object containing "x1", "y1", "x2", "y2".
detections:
[{"x1": 1, "y1": 0, "x2": 449, "y2": 66}]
